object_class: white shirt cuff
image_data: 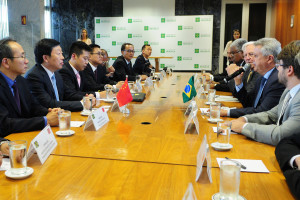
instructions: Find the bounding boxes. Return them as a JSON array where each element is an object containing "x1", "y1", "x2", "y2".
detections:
[
  {"x1": 95, "y1": 92, "x2": 100, "y2": 99},
  {"x1": 290, "y1": 155, "x2": 300, "y2": 168},
  {"x1": 242, "y1": 123, "x2": 248, "y2": 130},
  {"x1": 242, "y1": 116, "x2": 248, "y2": 123}
]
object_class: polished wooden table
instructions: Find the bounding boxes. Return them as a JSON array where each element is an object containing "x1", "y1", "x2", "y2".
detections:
[{"x1": 2, "y1": 73, "x2": 294, "y2": 199}]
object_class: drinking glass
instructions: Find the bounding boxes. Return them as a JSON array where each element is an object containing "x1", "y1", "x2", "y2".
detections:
[{"x1": 9, "y1": 140, "x2": 27, "y2": 175}]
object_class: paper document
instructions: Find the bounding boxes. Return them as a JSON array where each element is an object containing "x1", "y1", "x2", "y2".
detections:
[
  {"x1": 0, "y1": 158, "x2": 10, "y2": 171},
  {"x1": 216, "y1": 158, "x2": 269, "y2": 173},
  {"x1": 71, "y1": 121, "x2": 85, "y2": 127},
  {"x1": 215, "y1": 95, "x2": 239, "y2": 102}
]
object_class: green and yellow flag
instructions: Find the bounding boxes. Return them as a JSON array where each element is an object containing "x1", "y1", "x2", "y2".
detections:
[{"x1": 182, "y1": 76, "x2": 197, "y2": 103}]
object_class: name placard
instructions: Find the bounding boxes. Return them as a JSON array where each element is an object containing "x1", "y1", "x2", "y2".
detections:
[
  {"x1": 182, "y1": 183, "x2": 197, "y2": 200},
  {"x1": 184, "y1": 109, "x2": 200, "y2": 135},
  {"x1": 84, "y1": 107, "x2": 109, "y2": 131},
  {"x1": 184, "y1": 99, "x2": 197, "y2": 116},
  {"x1": 195, "y1": 135, "x2": 212, "y2": 183},
  {"x1": 27, "y1": 125, "x2": 57, "y2": 164}
]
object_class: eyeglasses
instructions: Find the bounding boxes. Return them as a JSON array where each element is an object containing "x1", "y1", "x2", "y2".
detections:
[
  {"x1": 90, "y1": 52, "x2": 102, "y2": 56},
  {"x1": 124, "y1": 50, "x2": 135, "y2": 53},
  {"x1": 230, "y1": 51, "x2": 241, "y2": 56},
  {"x1": 275, "y1": 63, "x2": 289, "y2": 69},
  {"x1": 6, "y1": 53, "x2": 26, "y2": 61}
]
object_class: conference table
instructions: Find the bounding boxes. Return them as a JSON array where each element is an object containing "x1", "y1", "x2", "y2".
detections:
[{"x1": 1, "y1": 73, "x2": 295, "y2": 199}]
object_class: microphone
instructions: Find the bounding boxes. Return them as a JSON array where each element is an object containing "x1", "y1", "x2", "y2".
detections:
[{"x1": 221, "y1": 63, "x2": 251, "y2": 83}]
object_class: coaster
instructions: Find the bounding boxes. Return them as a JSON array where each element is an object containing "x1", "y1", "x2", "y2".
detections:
[
  {"x1": 80, "y1": 110, "x2": 92, "y2": 116},
  {"x1": 208, "y1": 118, "x2": 223, "y2": 123},
  {"x1": 211, "y1": 142, "x2": 233, "y2": 151},
  {"x1": 5, "y1": 167, "x2": 34, "y2": 180},
  {"x1": 212, "y1": 193, "x2": 246, "y2": 200},
  {"x1": 56, "y1": 130, "x2": 75, "y2": 137}
]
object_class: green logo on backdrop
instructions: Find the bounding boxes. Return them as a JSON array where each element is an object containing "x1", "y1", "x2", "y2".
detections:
[
  {"x1": 96, "y1": 34, "x2": 100, "y2": 38},
  {"x1": 112, "y1": 58, "x2": 116, "y2": 61},
  {"x1": 178, "y1": 26, "x2": 182, "y2": 30},
  {"x1": 195, "y1": 17, "x2": 200, "y2": 22},
  {"x1": 161, "y1": 18, "x2": 165, "y2": 23},
  {"x1": 144, "y1": 41, "x2": 148, "y2": 45},
  {"x1": 128, "y1": 34, "x2": 132, "y2": 38},
  {"x1": 194, "y1": 64, "x2": 199, "y2": 69},
  {"x1": 161, "y1": 49, "x2": 165, "y2": 53},
  {"x1": 195, "y1": 33, "x2": 200, "y2": 38},
  {"x1": 195, "y1": 49, "x2": 199, "y2": 53},
  {"x1": 128, "y1": 19, "x2": 132, "y2": 23},
  {"x1": 178, "y1": 41, "x2": 182, "y2": 46},
  {"x1": 96, "y1": 19, "x2": 100, "y2": 23},
  {"x1": 112, "y1": 41, "x2": 116, "y2": 46},
  {"x1": 177, "y1": 56, "x2": 182, "y2": 61},
  {"x1": 160, "y1": 64, "x2": 165, "y2": 68},
  {"x1": 161, "y1": 33, "x2": 165, "y2": 38},
  {"x1": 112, "y1": 26, "x2": 116, "y2": 31},
  {"x1": 144, "y1": 26, "x2": 148, "y2": 31}
]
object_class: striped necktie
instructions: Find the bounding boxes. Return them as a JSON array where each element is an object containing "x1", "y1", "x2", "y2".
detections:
[{"x1": 277, "y1": 92, "x2": 291, "y2": 125}]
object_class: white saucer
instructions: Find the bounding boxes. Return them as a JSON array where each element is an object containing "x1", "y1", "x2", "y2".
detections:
[
  {"x1": 208, "y1": 118, "x2": 224, "y2": 123},
  {"x1": 211, "y1": 142, "x2": 233, "y2": 151},
  {"x1": 56, "y1": 130, "x2": 75, "y2": 137},
  {"x1": 205, "y1": 101, "x2": 217, "y2": 105},
  {"x1": 212, "y1": 193, "x2": 246, "y2": 200},
  {"x1": 80, "y1": 110, "x2": 92, "y2": 116},
  {"x1": 103, "y1": 99, "x2": 115, "y2": 103},
  {"x1": 5, "y1": 167, "x2": 34, "y2": 179}
]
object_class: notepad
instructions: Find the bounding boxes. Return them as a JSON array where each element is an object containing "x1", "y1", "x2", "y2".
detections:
[{"x1": 216, "y1": 158, "x2": 269, "y2": 173}]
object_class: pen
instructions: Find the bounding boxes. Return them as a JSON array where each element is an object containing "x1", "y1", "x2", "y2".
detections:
[{"x1": 225, "y1": 157, "x2": 247, "y2": 170}]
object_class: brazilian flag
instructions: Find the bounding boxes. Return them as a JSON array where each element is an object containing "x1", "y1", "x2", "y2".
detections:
[{"x1": 182, "y1": 76, "x2": 197, "y2": 103}]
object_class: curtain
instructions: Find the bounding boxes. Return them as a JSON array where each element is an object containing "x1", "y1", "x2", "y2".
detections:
[{"x1": 0, "y1": 0, "x2": 9, "y2": 39}]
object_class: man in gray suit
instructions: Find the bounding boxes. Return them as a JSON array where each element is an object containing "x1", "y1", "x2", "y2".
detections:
[{"x1": 231, "y1": 40, "x2": 300, "y2": 145}]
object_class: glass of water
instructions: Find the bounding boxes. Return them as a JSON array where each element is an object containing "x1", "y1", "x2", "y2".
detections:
[
  {"x1": 104, "y1": 85, "x2": 113, "y2": 100},
  {"x1": 9, "y1": 140, "x2": 27, "y2": 175},
  {"x1": 58, "y1": 110, "x2": 71, "y2": 131},
  {"x1": 207, "y1": 89, "x2": 216, "y2": 104},
  {"x1": 219, "y1": 159, "x2": 241, "y2": 200},
  {"x1": 210, "y1": 103, "x2": 221, "y2": 122},
  {"x1": 217, "y1": 121, "x2": 232, "y2": 147}
]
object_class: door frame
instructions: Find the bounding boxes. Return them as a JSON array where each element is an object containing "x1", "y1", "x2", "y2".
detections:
[{"x1": 218, "y1": 0, "x2": 273, "y2": 73}]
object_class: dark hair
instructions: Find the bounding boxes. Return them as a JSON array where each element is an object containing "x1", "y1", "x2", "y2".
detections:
[
  {"x1": 142, "y1": 44, "x2": 151, "y2": 51},
  {"x1": 0, "y1": 38, "x2": 16, "y2": 63},
  {"x1": 278, "y1": 40, "x2": 300, "y2": 78},
  {"x1": 80, "y1": 28, "x2": 88, "y2": 40},
  {"x1": 121, "y1": 43, "x2": 133, "y2": 51},
  {"x1": 69, "y1": 41, "x2": 92, "y2": 58},
  {"x1": 89, "y1": 44, "x2": 100, "y2": 52},
  {"x1": 232, "y1": 29, "x2": 240, "y2": 41},
  {"x1": 34, "y1": 39, "x2": 60, "y2": 64}
]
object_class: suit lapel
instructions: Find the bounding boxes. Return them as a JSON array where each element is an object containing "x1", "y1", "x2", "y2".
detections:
[
  {"x1": 38, "y1": 64, "x2": 57, "y2": 99},
  {"x1": 66, "y1": 63, "x2": 80, "y2": 90}
]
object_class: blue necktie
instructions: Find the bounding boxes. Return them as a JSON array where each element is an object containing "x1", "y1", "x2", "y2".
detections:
[
  {"x1": 254, "y1": 77, "x2": 267, "y2": 108},
  {"x1": 51, "y1": 75, "x2": 60, "y2": 101},
  {"x1": 12, "y1": 82, "x2": 21, "y2": 113}
]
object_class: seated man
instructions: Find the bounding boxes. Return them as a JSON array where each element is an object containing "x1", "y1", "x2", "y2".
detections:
[
  {"x1": 231, "y1": 40, "x2": 300, "y2": 145},
  {"x1": 275, "y1": 132, "x2": 300, "y2": 199},
  {"x1": 112, "y1": 43, "x2": 147, "y2": 82},
  {"x1": 0, "y1": 38, "x2": 59, "y2": 136},
  {"x1": 133, "y1": 44, "x2": 154, "y2": 76},
  {"x1": 225, "y1": 38, "x2": 285, "y2": 118},
  {"x1": 59, "y1": 41, "x2": 103, "y2": 99},
  {"x1": 214, "y1": 38, "x2": 247, "y2": 92},
  {"x1": 82, "y1": 44, "x2": 122, "y2": 91},
  {"x1": 25, "y1": 39, "x2": 84, "y2": 111}
]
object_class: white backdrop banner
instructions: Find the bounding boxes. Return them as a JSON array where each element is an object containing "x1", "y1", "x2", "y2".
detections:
[{"x1": 94, "y1": 16, "x2": 213, "y2": 71}]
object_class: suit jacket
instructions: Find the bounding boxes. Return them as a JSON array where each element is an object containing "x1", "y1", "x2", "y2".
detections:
[
  {"x1": 275, "y1": 133, "x2": 300, "y2": 199},
  {"x1": 240, "y1": 68, "x2": 261, "y2": 95},
  {"x1": 82, "y1": 64, "x2": 116, "y2": 91},
  {"x1": 112, "y1": 56, "x2": 136, "y2": 82},
  {"x1": 25, "y1": 64, "x2": 83, "y2": 112},
  {"x1": 241, "y1": 88, "x2": 300, "y2": 145},
  {"x1": 230, "y1": 68, "x2": 284, "y2": 118},
  {"x1": 0, "y1": 74, "x2": 48, "y2": 137},
  {"x1": 133, "y1": 54, "x2": 152, "y2": 76},
  {"x1": 59, "y1": 62, "x2": 95, "y2": 96}
]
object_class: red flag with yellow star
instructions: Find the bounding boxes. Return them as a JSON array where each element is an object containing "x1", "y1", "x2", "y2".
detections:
[{"x1": 116, "y1": 78, "x2": 133, "y2": 107}]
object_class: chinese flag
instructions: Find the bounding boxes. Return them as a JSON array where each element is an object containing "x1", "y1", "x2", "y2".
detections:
[{"x1": 116, "y1": 78, "x2": 133, "y2": 107}]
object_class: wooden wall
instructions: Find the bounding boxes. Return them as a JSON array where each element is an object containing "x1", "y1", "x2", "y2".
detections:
[{"x1": 275, "y1": 0, "x2": 300, "y2": 46}]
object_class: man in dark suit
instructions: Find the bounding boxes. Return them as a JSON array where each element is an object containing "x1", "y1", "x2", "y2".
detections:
[
  {"x1": 133, "y1": 44, "x2": 154, "y2": 76},
  {"x1": 59, "y1": 41, "x2": 104, "y2": 99},
  {"x1": 231, "y1": 40, "x2": 300, "y2": 145},
  {"x1": 221, "y1": 38, "x2": 285, "y2": 118},
  {"x1": 25, "y1": 39, "x2": 84, "y2": 111},
  {"x1": 112, "y1": 43, "x2": 147, "y2": 82},
  {"x1": 82, "y1": 44, "x2": 123, "y2": 92},
  {"x1": 0, "y1": 38, "x2": 59, "y2": 137}
]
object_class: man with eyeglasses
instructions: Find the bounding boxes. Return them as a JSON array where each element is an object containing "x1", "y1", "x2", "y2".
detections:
[
  {"x1": 230, "y1": 40, "x2": 300, "y2": 145},
  {"x1": 59, "y1": 41, "x2": 104, "y2": 100},
  {"x1": 0, "y1": 38, "x2": 59, "y2": 137},
  {"x1": 112, "y1": 43, "x2": 147, "y2": 82},
  {"x1": 25, "y1": 39, "x2": 85, "y2": 112},
  {"x1": 82, "y1": 44, "x2": 123, "y2": 91}
]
